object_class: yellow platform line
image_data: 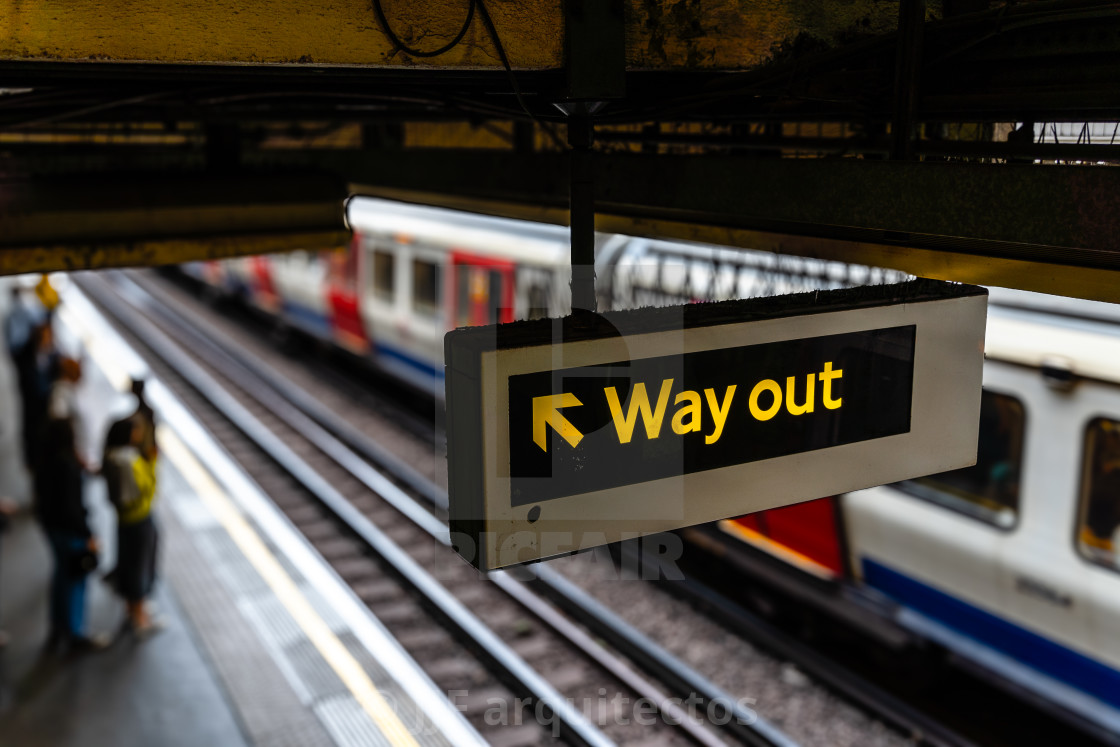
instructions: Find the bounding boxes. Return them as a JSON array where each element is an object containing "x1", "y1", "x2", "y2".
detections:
[{"x1": 158, "y1": 426, "x2": 422, "y2": 747}]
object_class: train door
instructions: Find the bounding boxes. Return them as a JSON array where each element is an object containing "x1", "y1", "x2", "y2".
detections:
[
  {"x1": 248, "y1": 255, "x2": 281, "y2": 313},
  {"x1": 987, "y1": 365, "x2": 1092, "y2": 664},
  {"x1": 382, "y1": 244, "x2": 446, "y2": 396},
  {"x1": 515, "y1": 265, "x2": 556, "y2": 320},
  {"x1": 450, "y1": 252, "x2": 515, "y2": 327},
  {"x1": 270, "y1": 250, "x2": 331, "y2": 338},
  {"x1": 843, "y1": 380, "x2": 1028, "y2": 639},
  {"x1": 358, "y1": 233, "x2": 444, "y2": 394},
  {"x1": 325, "y1": 238, "x2": 369, "y2": 354},
  {"x1": 358, "y1": 236, "x2": 400, "y2": 365},
  {"x1": 1076, "y1": 414, "x2": 1120, "y2": 690}
]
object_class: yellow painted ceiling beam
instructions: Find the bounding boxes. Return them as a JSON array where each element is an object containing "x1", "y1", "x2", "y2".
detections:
[
  {"x1": 0, "y1": 0, "x2": 902, "y2": 71},
  {"x1": 0, "y1": 230, "x2": 350, "y2": 276},
  {"x1": 0, "y1": 0, "x2": 561, "y2": 69}
]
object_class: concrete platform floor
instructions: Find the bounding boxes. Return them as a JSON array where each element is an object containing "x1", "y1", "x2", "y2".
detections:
[
  {"x1": 0, "y1": 275, "x2": 246, "y2": 747},
  {"x1": 0, "y1": 506, "x2": 249, "y2": 747}
]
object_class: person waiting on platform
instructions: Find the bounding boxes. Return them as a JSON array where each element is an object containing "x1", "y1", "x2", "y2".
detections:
[
  {"x1": 48, "y1": 358, "x2": 87, "y2": 464},
  {"x1": 35, "y1": 418, "x2": 105, "y2": 652},
  {"x1": 14, "y1": 321, "x2": 60, "y2": 477},
  {"x1": 103, "y1": 417, "x2": 162, "y2": 638},
  {"x1": 5, "y1": 285, "x2": 41, "y2": 362},
  {"x1": 103, "y1": 378, "x2": 155, "y2": 459}
]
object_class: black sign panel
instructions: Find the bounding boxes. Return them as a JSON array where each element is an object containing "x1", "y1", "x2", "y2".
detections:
[{"x1": 508, "y1": 325, "x2": 916, "y2": 506}]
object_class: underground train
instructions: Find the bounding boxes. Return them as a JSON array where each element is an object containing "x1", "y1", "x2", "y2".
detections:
[
  {"x1": 697, "y1": 286, "x2": 1120, "y2": 737},
  {"x1": 182, "y1": 198, "x2": 1120, "y2": 737},
  {"x1": 182, "y1": 197, "x2": 905, "y2": 399}
]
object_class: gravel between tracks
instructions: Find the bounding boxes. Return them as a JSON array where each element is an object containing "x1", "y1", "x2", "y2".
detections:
[
  {"x1": 549, "y1": 552, "x2": 909, "y2": 747},
  {"x1": 144, "y1": 270, "x2": 449, "y2": 492},
  {"x1": 136, "y1": 269, "x2": 913, "y2": 747}
]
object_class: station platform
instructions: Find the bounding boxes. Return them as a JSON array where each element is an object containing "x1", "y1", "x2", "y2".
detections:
[{"x1": 0, "y1": 277, "x2": 485, "y2": 747}]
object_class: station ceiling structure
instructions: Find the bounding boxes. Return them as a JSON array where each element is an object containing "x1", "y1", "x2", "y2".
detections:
[{"x1": 2, "y1": 0, "x2": 1120, "y2": 301}]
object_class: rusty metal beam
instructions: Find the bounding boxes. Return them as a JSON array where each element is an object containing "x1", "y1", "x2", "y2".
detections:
[
  {"x1": 258, "y1": 147, "x2": 1120, "y2": 302},
  {"x1": 5, "y1": 145, "x2": 1120, "y2": 301},
  {"x1": 0, "y1": 231, "x2": 349, "y2": 276},
  {"x1": 0, "y1": 171, "x2": 348, "y2": 275},
  {"x1": 0, "y1": 0, "x2": 904, "y2": 73}
]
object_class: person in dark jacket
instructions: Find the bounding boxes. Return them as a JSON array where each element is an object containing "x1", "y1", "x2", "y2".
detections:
[
  {"x1": 5, "y1": 285, "x2": 39, "y2": 361},
  {"x1": 102, "y1": 378, "x2": 155, "y2": 457},
  {"x1": 35, "y1": 418, "x2": 103, "y2": 652},
  {"x1": 15, "y1": 321, "x2": 59, "y2": 476}
]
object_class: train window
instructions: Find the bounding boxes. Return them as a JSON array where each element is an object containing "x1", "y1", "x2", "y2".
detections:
[
  {"x1": 454, "y1": 266, "x2": 505, "y2": 325},
  {"x1": 895, "y1": 391, "x2": 1024, "y2": 528},
  {"x1": 487, "y1": 269, "x2": 503, "y2": 324},
  {"x1": 456, "y1": 266, "x2": 471, "y2": 326},
  {"x1": 372, "y1": 250, "x2": 394, "y2": 300},
  {"x1": 412, "y1": 258, "x2": 440, "y2": 316},
  {"x1": 527, "y1": 285, "x2": 550, "y2": 320},
  {"x1": 1077, "y1": 418, "x2": 1120, "y2": 570}
]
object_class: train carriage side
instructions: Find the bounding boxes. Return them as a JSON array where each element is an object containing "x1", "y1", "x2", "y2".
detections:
[
  {"x1": 268, "y1": 249, "x2": 333, "y2": 340},
  {"x1": 844, "y1": 291, "x2": 1120, "y2": 731},
  {"x1": 346, "y1": 198, "x2": 573, "y2": 399}
]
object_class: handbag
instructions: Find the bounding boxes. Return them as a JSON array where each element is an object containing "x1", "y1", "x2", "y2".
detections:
[{"x1": 70, "y1": 546, "x2": 99, "y2": 576}]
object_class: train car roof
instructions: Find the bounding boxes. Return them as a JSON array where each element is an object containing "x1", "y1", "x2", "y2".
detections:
[
  {"x1": 346, "y1": 197, "x2": 572, "y2": 265},
  {"x1": 987, "y1": 286, "x2": 1120, "y2": 385}
]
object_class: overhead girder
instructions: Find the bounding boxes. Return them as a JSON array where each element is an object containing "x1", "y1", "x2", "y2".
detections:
[
  {"x1": 0, "y1": 171, "x2": 348, "y2": 274},
  {"x1": 9, "y1": 139, "x2": 1118, "y2": 302},
  {"x1": 2, "y1": 2, "x2": 1120, "y2": 127},
  {"x1": 0, "y1": 0, "x2": 903, "y2": 72},
  {"x1": 3, "y1": 0, "x2": 1120, "y2": 300},
  {"x1": 259, "y1": 147, "x2": 1120, "y2": 303}
]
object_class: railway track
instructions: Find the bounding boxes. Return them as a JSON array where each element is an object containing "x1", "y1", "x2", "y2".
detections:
[
  {"x1": 75, "y1": 270, "x2": 802, "y2": 747},
  {"x1": 77, "y1": 267, "x2": 999, "y2": 747},
  {"x1": 74, "y1": 264, "x2": 1118, "y2": 747}
]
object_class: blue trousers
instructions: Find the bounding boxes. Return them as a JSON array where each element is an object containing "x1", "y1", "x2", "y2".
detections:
[{"x1": 46, "y1": 531, "x2": 88, "y2": 638}]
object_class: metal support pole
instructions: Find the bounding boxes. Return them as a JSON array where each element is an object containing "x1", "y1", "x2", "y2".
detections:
[
  {"x1": 569, "y1": 117, "x2": 596, "y2": 313},
  {"x1": 891, "y1": 0, "x2": 926, "y2": 160}
]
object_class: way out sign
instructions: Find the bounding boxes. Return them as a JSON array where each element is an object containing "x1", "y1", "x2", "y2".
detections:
[{"x1": 446, "y1": 280, "x2": 987, "y2": 571}]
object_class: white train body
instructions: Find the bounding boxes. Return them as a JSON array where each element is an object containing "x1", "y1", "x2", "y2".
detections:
[
  {"x1": 186, "y1": 197, "x2": 898, "y2": 398},
  {"x1": 845, "y1": 289, "x2": 1120, "y2": 732},
  {"x1": 182, "y1": 197, "x2": 1120, "y2": 734}
]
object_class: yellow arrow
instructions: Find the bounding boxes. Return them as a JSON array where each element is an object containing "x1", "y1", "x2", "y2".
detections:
[{"x1": 533, "y1": 393, "x2": 584, "y2": 452}]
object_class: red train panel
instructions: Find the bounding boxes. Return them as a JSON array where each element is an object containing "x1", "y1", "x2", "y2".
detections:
[
  {"x1": 722, "y1": 497, "x2": 846, "y2": 578},
  {"x1": 326, "y1": 242, "x2": 369, "y2": 353},
  {"x1": 249, "y1": 255, "x2": 281, "y2": 313}
]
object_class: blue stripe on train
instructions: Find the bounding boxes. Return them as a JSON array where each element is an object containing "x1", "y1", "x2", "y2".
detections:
[
  {"x1": 273, "y1": 297, "x2": 444, "y2": 388},
  {"x1": 375, "y1": 341, "x2": 444, "y2": 381},
  {"x1": 280, "y1": 301, "x2": 332, "y2": 339},
  {"x1": 862, "y1": 558, "x2": 1120, "y2": 709}
]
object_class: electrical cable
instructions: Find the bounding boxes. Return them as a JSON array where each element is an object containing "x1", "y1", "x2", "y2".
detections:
[
  {"x1": 368, "y1": 0, "x2": 565, "y2": 150},
  {"x1": 474, "y1": 0, "x2": 566, "y2": 150},
  {"x1": 371, "y1": 0, "x2": 477, "y2": 59},
  {"x1": 0, "y1": 90, "x2": 180, "y2": 131}
]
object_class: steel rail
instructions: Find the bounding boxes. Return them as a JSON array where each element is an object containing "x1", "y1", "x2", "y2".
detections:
[
  {"x1": 615, "y1": 543, "x2": 974, "y2": 747},
  {"x1": 99, "y1": 269, "x2": 795, "y2": 747},
  {"x1": 78, "y1": 274, "x2": 615, "y2": 747},
  {"x1": 114, "y1": 267, "x2": 977, "y2": 747}
]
